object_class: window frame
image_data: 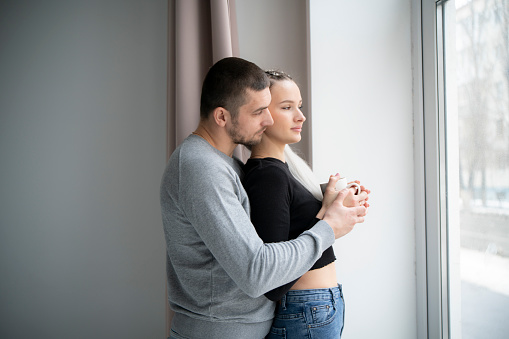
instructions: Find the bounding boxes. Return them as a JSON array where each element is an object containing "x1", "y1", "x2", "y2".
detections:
[{"x1": 413, "y1": 0, "x2": 452, "y2": 338}]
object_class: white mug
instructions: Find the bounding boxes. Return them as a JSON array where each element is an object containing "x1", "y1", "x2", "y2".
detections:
[{"x1": 320, "y1": 177, "x2": 361, "y2": 195}]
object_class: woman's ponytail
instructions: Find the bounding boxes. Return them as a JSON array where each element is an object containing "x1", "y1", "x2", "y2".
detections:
[{"x1": 284, "y1": 145, "x2": 323, "y2": 201}]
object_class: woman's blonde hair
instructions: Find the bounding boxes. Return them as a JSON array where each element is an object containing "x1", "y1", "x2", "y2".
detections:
[{"x1": 284, "y1": 145, "x2": 323, "y2": 201}]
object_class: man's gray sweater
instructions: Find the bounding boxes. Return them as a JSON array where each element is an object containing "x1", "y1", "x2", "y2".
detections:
[{"x1": 160, "y1": 135, "x2": 335, "y2": 339}]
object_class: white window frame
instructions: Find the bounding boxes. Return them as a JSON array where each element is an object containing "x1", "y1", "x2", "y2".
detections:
[{"x1": 413, "y1": 0, "x2": 454, "y2": 338}]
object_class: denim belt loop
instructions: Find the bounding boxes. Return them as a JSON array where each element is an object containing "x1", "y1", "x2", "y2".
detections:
[
  {"x1": 279, "y1": 294, "x2": 287, "y2": 310},
  {"x1": 329, "y1": 288, "x2": 337, "y2": 310}
]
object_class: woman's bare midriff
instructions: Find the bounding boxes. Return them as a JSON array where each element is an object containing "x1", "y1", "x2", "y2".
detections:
[{"x1": 290, "y1": 262, "x2": 338, "y2": 290}]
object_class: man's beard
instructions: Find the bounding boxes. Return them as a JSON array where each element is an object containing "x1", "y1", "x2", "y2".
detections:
[{"x1": 227, "y1": 119, "x2": 264, "y2": 147}]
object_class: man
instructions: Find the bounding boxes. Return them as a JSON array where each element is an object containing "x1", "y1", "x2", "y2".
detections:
[{"x1": 160, "y1": 57, "x2": 367, "y2": 339}]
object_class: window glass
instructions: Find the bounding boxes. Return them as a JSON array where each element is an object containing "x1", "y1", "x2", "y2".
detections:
[{"x1": 443, "y1": 0, "x2": 509, "y2": 338}]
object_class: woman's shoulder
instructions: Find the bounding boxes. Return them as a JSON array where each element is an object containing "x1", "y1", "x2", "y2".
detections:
[
  {"x1": 244, "y1": 158, "x2": 290, "y2": 177},
  {"x1": 243, "y1": 158, "x2": 292, "y2": 192},
  {"x1": 243, "y1": 158, "x2": 293, "y2": 198}
]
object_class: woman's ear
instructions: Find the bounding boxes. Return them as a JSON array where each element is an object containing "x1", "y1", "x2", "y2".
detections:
[{"x1": 213, "y1": 107, "x2": 229, "y2": 127}]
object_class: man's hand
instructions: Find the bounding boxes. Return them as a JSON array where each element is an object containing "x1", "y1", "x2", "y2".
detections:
[
  {"x1": 316, "y1": 174, "x2": 342, "y2": 219},
  {"x1": 317, "y1": 176, "x2": 371, "y2": 219},
  {"x1": 322, "y1": 188, "x2": 368, "y2": 239},
  {"x1": 343, "y1": 180, "x2": 371, "y2": 208}
]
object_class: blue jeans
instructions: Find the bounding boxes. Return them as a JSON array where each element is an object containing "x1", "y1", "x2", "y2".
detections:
[{"x1": 266, "y1": 285, "x2": 345, "y2": 339}]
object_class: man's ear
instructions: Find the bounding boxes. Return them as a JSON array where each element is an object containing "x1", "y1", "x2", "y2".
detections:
[{"x1": 212, "y1": 107, "x2": 229, "y2": 127}]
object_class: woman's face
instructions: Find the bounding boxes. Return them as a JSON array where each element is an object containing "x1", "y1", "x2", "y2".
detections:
[{"x1": 264, "y1": 80, "x2": 305, "y2": 146}]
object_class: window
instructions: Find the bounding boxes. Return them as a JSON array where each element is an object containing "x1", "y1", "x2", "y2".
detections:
[{"x1": 417, "y1": 0, "x2": 509, "y2": 338}]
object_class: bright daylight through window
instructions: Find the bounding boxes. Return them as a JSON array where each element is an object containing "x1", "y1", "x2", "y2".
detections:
[{"x1": 442, "y1": 0, "x2": 509, "y2": 338}]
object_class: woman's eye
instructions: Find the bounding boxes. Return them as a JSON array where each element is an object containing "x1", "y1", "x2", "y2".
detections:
[{"x1": 282, "y1": 106, "x2": 291, "y2": 110}]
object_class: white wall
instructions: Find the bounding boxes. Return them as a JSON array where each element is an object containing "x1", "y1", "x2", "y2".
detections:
[
  {"x1": 310, "y1": 1, "x2": 416, "y2": 338},
  {"x1": 0, "y1": 1, "x2": 167, "y2": 338}
]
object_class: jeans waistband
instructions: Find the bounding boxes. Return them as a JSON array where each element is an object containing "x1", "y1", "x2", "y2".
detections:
[{"x1": 280, "y1": 284, "x2": 343, "y2": 304}]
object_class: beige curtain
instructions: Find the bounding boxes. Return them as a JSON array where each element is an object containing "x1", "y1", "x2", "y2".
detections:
[
  {"x1": 166, "y1": 0, "x2": 239, "y2": 334},
  {"x1": 167, "y1": 0, "x2": 239, "y2": 156}
]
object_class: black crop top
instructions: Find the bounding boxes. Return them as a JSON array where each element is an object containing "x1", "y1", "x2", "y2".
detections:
[{"x1": 243, "y1": 157, "x2": 336, "y2": 301}]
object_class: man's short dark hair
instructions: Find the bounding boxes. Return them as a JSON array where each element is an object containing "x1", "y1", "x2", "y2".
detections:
[{"x1": 200, "y1": 57, "x2": 270, "y2": 120}]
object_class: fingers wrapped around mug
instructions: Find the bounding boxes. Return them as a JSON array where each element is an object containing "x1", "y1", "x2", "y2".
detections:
[{"x1": 316, "y1": 173, "x2": 341, "y2": 219}]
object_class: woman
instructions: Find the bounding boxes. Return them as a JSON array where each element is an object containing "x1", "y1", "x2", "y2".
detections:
[{"x1": 242, "y1": 70, "x2": 370, "y2": 338}]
